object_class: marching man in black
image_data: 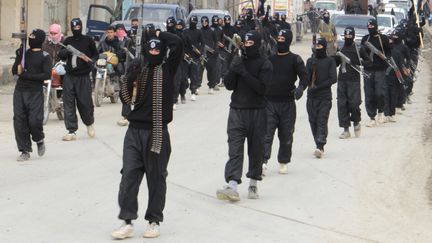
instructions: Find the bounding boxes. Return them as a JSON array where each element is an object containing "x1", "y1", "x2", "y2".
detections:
[
  {"x1": 263, "y1": 29, "x2": 308, "y2": 175},
  {"x1": 111, "y1": 29, "x2": 183, "y2": 239},
  {"x1": 337, "y1": 27, "x2": 370, "y2": 139},
  {"x1": 58, "y1": 18, "x2": 98, "y2": 141},
  {"x1": 12, "y1": 29, "x2": 52, "y2": 161},
  {"x1": 216, "y1": 30, "x2": 273, "y2": 201},
  {"x1": 306, "y1": 38, "x2": 337, "y2": 158}
]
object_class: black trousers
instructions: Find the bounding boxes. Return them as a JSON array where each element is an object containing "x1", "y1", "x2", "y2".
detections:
[
  {"x1": 264, "y1": 100, "x2": 296, "y2": 164},
  {"x1": 13, "y1": 89, "x2": 44, "y2": 153},
  {"x1": 337, "y1": 80, "x2": 361, "y2": 128},
  {"x1": 396, "y1": 79, "x2": 406, "y2": 108},
  {"x1": 225, "y1": 108, "x2": 266, "y2": 184},
  {"x1": 205, "y1": 54, "x2": 220, "y2": 89},
  {"x1": 364, "y1": 70, "x2": 387, "y2": 119},
  {"x1": 63, "y1": 74, "x2": 94, "y2": 133},
  {"x1": 307, "y1": 98, "x2": 332, "y2": 149},
  {"x1": 121, "y1": 104, "x2": 131, "y2": 117},
  {"x1": 173, "y1": 60, "x2": 189, "y2": 103},
  {"x1": 384, "y1": 74, "x2": 398, "y2": 116},
  {"x1": 187, "y1": 60, "x2": 201, "y2": 94},
  {"x1": 118, "y1": 128, "x2": 171, "y2": 223}
]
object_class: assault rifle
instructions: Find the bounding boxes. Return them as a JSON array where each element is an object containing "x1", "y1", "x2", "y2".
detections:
[
  {"x1": 192, "y1": 44, "x2": 208, "y2": 64},
  {"x1": 184, "y1": 53, "x2": 197, "y2": 65},
  {"x1": 336, "y1": 51, "x2": 371, "y2": 79},
  {"x1": 57, "y1": 42, "x2": 93, "y2": 67},
  {"x1": 364, "y1": 41, "x2": 404, "y2": 84}
]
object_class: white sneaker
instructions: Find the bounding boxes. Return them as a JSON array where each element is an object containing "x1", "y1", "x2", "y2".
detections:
[
  {"x1": 377, "y1": 113, "x2": 385, "y2": 124},
  {"x1": 117, "y1": 117, "x2": 129, "y2": 126},
  {"x1": 366, "y1": 119, "x2": 376, "y2": 127},
  {"x1": 173, "y1": 104, "x2": 177, "y2": 111},
  {"x1": 314, "y1": 149, "x2": 323, "y2": 159},
  {"x1": 111, "y1": 223, "x2": 134, "y2": 240},
  {"x1": 388, "y1": 116, "x2": 396, "y2": 123},
  {"x1": 191, "y1": 94, "x2": 197, "y2": 101},
  {"x1": 354, "y1": 124, "x2": 361, "y2": 138},
  {"x1": 396, "y1": 108, "x2": 403, "y2": 115},
  {"x1": 279, "y1": 163, "x2": 288, "y2": 174},
  {"x1": 338, "y1": 131, "x2": 351, "y2": 139},
  {"x1": 87, "y1": 125, "x2": 95, "y2": 137},
  {"x1": 262, "y1": 163, "x2": 267, "y2": 176},
  {"x1": 143, "y1": 222, "x2": 160, "y2": 238},
  {"x1": 196, "y1": 88, "x2": 200, "y2": 95},
  {"x1": 208, "y1": 88, "x2": 214, "y2": 94},
  {"x1": 62, "y1": 132, "x2": 77, "y2": 141}
]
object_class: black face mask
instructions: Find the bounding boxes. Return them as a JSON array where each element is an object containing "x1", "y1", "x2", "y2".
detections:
[
  {"x1": 147, "y1": 53, "x2": 164, "y2": 65},
  {"x1": 368, "y1": 28, "x2": 378, "y2": 36},
  {"x1": 242, "y1": 45, "x2": 260, "y2": 58},
  {"x1": 277, "y1": 41, "x2": 290, "y2": 53},
  {"x1": 190, "y1": 22, "x2": 197, "y2": 29},
  {"x1": 72, "y1": 28, "x2": 82, "y2": 37},
  {"x1": 315, "y1": 48, "x2": 326, "y2": 58},
  {"x1": 393, "y1": 37, "x2": 402, "y2": 44},
  {"x1": 344, "y1": 38, "x2": 354, "y2": 46}
]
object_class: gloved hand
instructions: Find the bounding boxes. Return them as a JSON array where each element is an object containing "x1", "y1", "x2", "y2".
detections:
[
  {"x1": 230, "y1": 56, "x2": 247, "y2": 76},
  {"x1": 294, "y1": 85, "x2": 304, "y2": 100}
]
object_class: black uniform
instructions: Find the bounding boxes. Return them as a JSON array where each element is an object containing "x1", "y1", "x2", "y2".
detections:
[
  {"x1": 173, "y1": 19, "x2": 189, "y2": 104},
  {"x1": 337, "y1": 27, "x2": 370, "y2": 129},
  {"x1": 117, "y1": 31, "x2": 182, "y2": 224},
  {"x1": 361, "y1": 19, "x2": 391, "y2": 120},
  {"x1": 12, "y1": 29, "x2": 52, "y2": 156},
  {"x1": 223, "y1": 31, "x2": 273, "y2": 184},
  {"x1": 183, "y1": 16, "x2": 204, "y2": 94},
  {"x1": 58, "y1": 18, "x2": 98, "y2": 134},
  {"x1": 264, "y1": 29, "x2": 308, "y2": 165},
  {"x1": 306, "y1": 39, "x2": 337, "y2": 151},
  {"x1": 201, "y1": 17, "x2": 220, "y2": 89}
]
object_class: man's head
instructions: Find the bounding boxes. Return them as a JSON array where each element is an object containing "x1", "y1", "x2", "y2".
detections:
[
  {"x1": 106, "y1": 26, "x2": 116, "y2": 40},
  {"x1": 176, "y1": 19, "x2": 185, "y2": 31},
  {"x1": 212, "y1": 15, "x2": 219, "y2": 26},
  {"x1": 315, "y1": 38, "x2": 327, "y2": 58},
  {"x1": 235, "y1": 19, "x2": 244, "y2": 29},
  {"x1": 281, "y1": 14, "x2": 287, "y2": 21},
  {"x1": 243, "y1": 30, "x2": 261, "y2": 58},
  {"x1": 145, "y1": 38, "x2": 165, "y2": 65},
  {"x1": 166, "y1": 16, "x2": 176, "y2": 32},
  {"x1": 323, "y1": 11, "x2": 330, "y2": 24},
  {"x1": 115, "y1": 24, "x2": 127, "y2": 39},
  {"x1": 48, "y1": 24, "x2": 62, "y2": 43},
  {"x1": 367, "y1": 18, "x2": 378, "y2": 36},
  {"x1": 224, "y1": 15, "x2": 231, "y2": 25},
  {"x1": 190, "y1": 15, "x2": 198, "y2": 29},
  {"x1": 201, "y1": 16, "x2": 209, "y2": 27},
  {"x1": 70, "y1": 18, "x2": 82, "y2": 37},
  {"x1": 28, "y1": 29, "x2": 46, "y2": 49},
  {"x1": 344, "y1": 26, "x2": 355, "y2": 46},
  {"x1": 276, "y1": 29, "x2": 293, "y2": 53},
  {"x1": 246, "y1": 8, "x2": 253, "y2": 19},
  {"x1": 274, "y1": 12, "x2": 280, "y2": 21},
  {"x1": 131, "y1": 18, "x2": 139, "y2": 28}
]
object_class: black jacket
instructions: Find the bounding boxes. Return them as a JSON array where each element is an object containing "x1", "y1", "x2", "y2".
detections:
[
  {"x1": 306, "y1": 55, "x2": 337, "y2": 99},
  {"x1": 183, "y1": 27, "x2": 204, "y2": 59},
  {"x1": 224, "y1": 55, "x2": 273, "y2": 109},
  {"x1": 266, "y1": 52, "x2": 308, "y2": 101},
  {"x1": 337, "y1": 44, "x2": 370, "y2": 82},
  {"x1": 361, "y1": 34, "x2": 391, "y2": 71},
  {"x1": 12, "y1": 49, "x2": 52, "y2": 92},
  {"x1": 121, "y1": 32, "x2": 183, "y2": 129},
  {"x1": 58, "y1": 34, "x2": 98, "y2": 76}
]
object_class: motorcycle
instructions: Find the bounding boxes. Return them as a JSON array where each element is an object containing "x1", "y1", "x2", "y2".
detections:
[
  {"x1": 93, "y1": 51, "x2": 120, "y2": 107},
  {"x1": 43, "y1": 61, "x2": 65, "y2": 125}
]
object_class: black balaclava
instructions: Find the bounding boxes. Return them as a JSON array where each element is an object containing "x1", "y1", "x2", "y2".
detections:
[
  {"x1": 201, "y1": 16, "x2": 209, "y2": 29},
  {"x1": 211, "y1": 15, "x2": 219, "y2": 28},
  {"x1": 392, "y1": 29, "x2": 402, "y2": 44},
  {"x1": 235, "y1": 19, "x2": 243, "y2": 31},
  {"x1": 316, "y1": 38, "x2": 327, "y2": 58},
  {"x1": 246, "y1": 8, "x2": 253, "y2": 20},
  {"x1": 29, "y1": 29, "x2": 46, "y2": 49},
  {"x1": 144, "y1": 23, "x2": 156, "y2": 43},
  {"x1": 323, "y1": 11, "x2": 330, "y2": 24},
  {"x1": 344, "y1": 27, "x2": 355, "y2": 46},
  {"x1": 166, "y1": 16, "x2": 176, "y2": 33},
  {"x1": 190, "y1": 15, "x2": 198, "y2": 29},
  {"x1": 274, "y1": 13, "x2": 280, "y2": 21},
  {"x1": 145, "y1": 38, "x2": 165, "y2": 65},
  {"x1": 242, "y1": 30, "x2": 261, "y2": 58},
  {"x1": 176, "y1": 19, "x2": 185, "y2": 32},
  {"x1": 277, "y1": 29, "x2": 292, "y2": 53},
  {"x1": 224, "y1": 15, "x2": 231, "y2": 26},
  {"x1": 367, "y1": 19, "x2": 378, "y2": 36},
  {"x1": 70, "y1": 18, "x2": 83, "y2": 37},
  {"x1": 281, "y1": 14, "x2": 287, "y2": 22}
]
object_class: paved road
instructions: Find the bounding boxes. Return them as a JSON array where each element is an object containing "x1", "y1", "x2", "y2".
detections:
[{"x1": 1, "y1": 39, "x2": 431, "y2": 243}]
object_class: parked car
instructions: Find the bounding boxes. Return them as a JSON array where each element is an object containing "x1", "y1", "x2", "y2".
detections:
[
  {"x1": 186, "y1": 9, "x2": 231, "y2": 29},
  {"x1": 86, "y1": 3, "x2": 187, "y2": 39},
  {"x1": 377, "y1": 14, "x2": 398, "y2": 35},
  {"x1": 333, "y1": 14, "x2": 376, "y2": 48}
]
